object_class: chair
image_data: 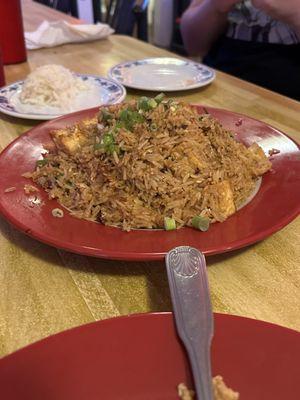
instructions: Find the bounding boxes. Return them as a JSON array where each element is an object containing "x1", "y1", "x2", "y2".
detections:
[
  {"x1": 170, "y1": 0, "x2": 191, "y2": 54},
  {"x1": 33, "y1": 0, "x2": 78, "y2": 17},
  {"x1": 96, "y1": 0, "x2": 149, "y2": 41}
]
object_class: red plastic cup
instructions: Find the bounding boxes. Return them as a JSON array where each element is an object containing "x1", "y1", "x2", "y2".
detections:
[
  {"x1": 0, "y1": 0, "x2": 27, "y2": 64},
  {"x1": 0, "y1": 48, "x2": 5, "y2": 87}
]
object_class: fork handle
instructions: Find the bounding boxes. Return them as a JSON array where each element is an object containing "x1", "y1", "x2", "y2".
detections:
[{"x1": 165, "y1": 246, "x2": 214, "y2": 400}]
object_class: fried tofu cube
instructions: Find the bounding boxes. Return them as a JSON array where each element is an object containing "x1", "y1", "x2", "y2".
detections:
[
  {"x1": 51, "y1": 118, "x2": 96, "y2": 155},
  {"x1": 51, "y1": 128, "x2": 84, "y2": 154},
  {"x1": 248, "y1": 143, "x2": 272, "y2": 176},
  {"x1": 205, "y1": 180, "x2": 236, "y2": 221},
  {"x1": 215, "y1": 180, "x2": 236, "y2": 220}
]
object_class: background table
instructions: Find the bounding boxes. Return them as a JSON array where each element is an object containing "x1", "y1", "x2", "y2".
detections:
[{"x1": 0, "y1": 0, "x2": 299, "y2": 357}]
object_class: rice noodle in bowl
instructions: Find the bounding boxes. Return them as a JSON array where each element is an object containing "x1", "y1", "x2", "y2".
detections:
[{"x1": 27, "y1": 95, "x2": 272, "y2": 231}]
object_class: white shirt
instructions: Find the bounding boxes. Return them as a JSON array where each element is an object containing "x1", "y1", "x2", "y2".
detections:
[{"x1": 227, "y1": 0, "x2": 299, "y2": 44}]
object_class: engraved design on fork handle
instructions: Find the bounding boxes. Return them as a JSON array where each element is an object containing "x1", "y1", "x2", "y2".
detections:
[{"x1": 165, "y1": 246, "x2": 214, "y2": 400}]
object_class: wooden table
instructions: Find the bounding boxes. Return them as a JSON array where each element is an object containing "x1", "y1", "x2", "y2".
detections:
[{"x1": 0, "y1": 0, "x2": 299, "y2": 357}]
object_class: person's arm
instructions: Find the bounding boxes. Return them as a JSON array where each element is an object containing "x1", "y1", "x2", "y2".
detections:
[
  {"x1": 252, "y1": 0, "x2": 300, "y2": 36},
  {"x1": 180, "y1": 0, "x2": 239, "y2": 56}
]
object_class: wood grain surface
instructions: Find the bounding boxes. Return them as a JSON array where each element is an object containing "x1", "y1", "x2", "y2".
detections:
[{"x1": 0, "y1": 0, "x2": 299, "y2": 357}]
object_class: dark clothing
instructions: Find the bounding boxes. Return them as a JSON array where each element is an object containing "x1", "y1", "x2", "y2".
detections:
[
  {"x1": 33, "y1": 0, "x2": 78, "y2": 17},
  {"x1": 204, "y1": 37, "x2": 300, "y2": 100}
]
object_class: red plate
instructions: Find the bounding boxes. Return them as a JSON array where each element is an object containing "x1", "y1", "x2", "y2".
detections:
[
  {"x1": 0, "y1": 312, "x2": 299, "y2": 399},
  {"x1": 0, "y1": 106, "x2": 299, "y2": 260}
]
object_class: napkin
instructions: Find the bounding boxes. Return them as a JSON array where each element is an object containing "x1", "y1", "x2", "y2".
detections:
[{"x1": 25, "y1": 20, "x2": 114, "y2": 50}]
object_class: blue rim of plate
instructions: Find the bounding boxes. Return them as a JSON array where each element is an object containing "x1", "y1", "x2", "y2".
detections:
[
  {"x1": 108, "y1": 57, "x2": 215, "y2": 91},
  {"x1": 0, "y1": 74, "x2": 127, "y2": 120}
]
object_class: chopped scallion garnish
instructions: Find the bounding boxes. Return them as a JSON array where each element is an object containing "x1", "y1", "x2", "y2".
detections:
[
  {"x1": 137, "y1": 96, "x2": 158, "y2": 111},
  {"x1": 102, "y1": 133, "x2": 114, "y2": 147},
  {"x1": 137, "y1": 96, "x2": 150, "y2": 111},
  {"x1": 36, "y1": 159, "x2": 48, "y2": 167},
  {"x1": 121, "y1": 109, "x2": 135, "y2": 130},
  {"x1": 108, "y1": 144, "x2": 120, "y2": 155},
  {"x1": 101, "y1": 109, "x2": 112, "y2": 122},
  {"x1": 164, "y1": 217, "x2": 176, "y2": 231},
  {"x1": 150, "y1": 123, "x2": 157, "y2": 131},
  {"x1": 118, "y1": 109, "x2": 144, "y2": 131},
  {"x1": 191, "y1": 216, "x2": 210, "y2": 231},
  {"x1": 148, "y1": 98, "x2": 157, "y2": 109},
  {"x1": 131, "y1": 111, "x2": 144, "y2": 123},
  {"x1": 119, "y1": 109, "x2": 130, "y2": 121},
  {"x1": 154, "y1": 93, "x2": 165, "y2": 103}
]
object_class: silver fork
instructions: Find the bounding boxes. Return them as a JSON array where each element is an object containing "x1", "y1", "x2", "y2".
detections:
[{"x1": 165, "y1": 246, "x2": 214, "y2": 400}]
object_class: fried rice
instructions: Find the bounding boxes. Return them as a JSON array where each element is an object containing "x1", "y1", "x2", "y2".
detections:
[
  {"x1": 28, "y1": 95, "x2": 271, "y2": 231},
  {"x1": 178, "y1": 376, "x2": 239, "y2": 400}
]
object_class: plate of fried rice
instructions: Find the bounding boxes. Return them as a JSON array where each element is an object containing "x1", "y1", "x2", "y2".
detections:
[
  {"x1": 0, "y1": 96, "x2": 299, "y2": 260},
  {"x1": 1, "y1": 312, "x2": 300, "y2": 399}
]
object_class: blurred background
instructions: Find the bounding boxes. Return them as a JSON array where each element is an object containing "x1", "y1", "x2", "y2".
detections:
[{"x1": 33, "y1": 0, "x2": 191, "y2": 54}]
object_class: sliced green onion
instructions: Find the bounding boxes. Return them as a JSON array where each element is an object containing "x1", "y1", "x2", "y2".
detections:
[
  {"x1": 154, "y1": 93, "x2": 165, "y2": 103},
  {"x1": 191, "y1": 215, "x2": 210, "y2": 232},
  {"x1": 102, "y1": 133, "x2": 114, "y2": 146},
  {"x1": 119, "y1": 109, "x2": 144, "y2": 131},
  {"x1": 125, "y1": 121, "x2": 134, "y2": 131},
  {"x1": 150, "y1": 123, "x2": 157, "y2": 131},
  {"x1": 148, "y1": 98, "x2": 157, "y2": 109},
  {"x1": 106, "y1": 144, "x2": 115, "y2": 155},
  {"x1": 106, "y1": 143, "x2": 120, "y2": 155},
  {"x1": 137, "y1": 96, "x2": 150, "y2": 111},
  {"x1": 101, "y1": 109, "x2": 112, "y2": 122},
  {"x1": 131, "y1": 111, "x2": 144, "y2": 123},
  {"x1": 119, "y1": 109, "x2": 130, "y2": 121},
  {"x1": 114, "y1": 145, "x2": 120, "y2": 155},
  {"x1": 115, "y1": 121, "x2": 123, "y2": 129},
  {"x1": 120, "y1": 109, "x2": 134, "y2": 130},
  {"x1": 137, "y1": 96, "x2": 158, "y2": 111},
  {"x1": 94, "y1": 133, "x2": 120, "y2": 155},
  {"x1": 164, "y1": 217, "x2": 176, "y2": 231},
  {"x1": 36, "y1": 159, "x2": 48, "y2": 167}
]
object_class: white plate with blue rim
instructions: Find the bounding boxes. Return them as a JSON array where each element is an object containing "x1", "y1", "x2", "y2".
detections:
[
  {"x1": 0, "y1": 75, "x2": 126, "y2": 120},
  {"x1": 108, "y1": 57, "x2": 215, "y2": 91}
]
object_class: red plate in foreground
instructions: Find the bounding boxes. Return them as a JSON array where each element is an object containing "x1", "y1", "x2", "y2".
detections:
[
  {"x1": 0, "y1": 312, "x2": 299, "y2": 399},
  {"x1": 0, "y1": 106, "x2": 299, "y2": 260}
]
